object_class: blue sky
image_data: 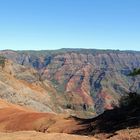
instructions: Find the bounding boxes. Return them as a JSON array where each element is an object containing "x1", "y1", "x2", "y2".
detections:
[{"x1": 0, "y1": 0, "x2": 140, "y2": 51}]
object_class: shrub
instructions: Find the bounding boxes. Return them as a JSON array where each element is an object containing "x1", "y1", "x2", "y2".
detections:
[
  {"x1": 128, "y1": 68, "x2": 140, "y2": 76},
  {"x1": 0, "y1": 56, "x2": 6, "y2": 68},
  {"x1": 119, "y1": 92, "x2": 140, "y2": 108}
]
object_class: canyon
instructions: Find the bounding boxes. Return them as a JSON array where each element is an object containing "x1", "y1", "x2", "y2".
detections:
[
  {"x1": 0, "y1": 49, "x2": 140, "y2": 139},
  {"x1": 0, "y1": 49, "x2": 140, "y2": 117}
]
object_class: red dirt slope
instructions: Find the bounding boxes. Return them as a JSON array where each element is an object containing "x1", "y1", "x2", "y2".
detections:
[{"x1": 0, "y1": 101, "x2": 85, "y2": 133}]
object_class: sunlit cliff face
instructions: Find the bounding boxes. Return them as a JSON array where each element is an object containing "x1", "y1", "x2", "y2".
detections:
[{"x1": 0, "y1": 49, "x2": 140, "y2": 118}]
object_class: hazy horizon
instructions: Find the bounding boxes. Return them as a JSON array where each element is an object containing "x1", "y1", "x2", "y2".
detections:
[
  {"x1": 1, "y1": 48, "x2": 140, "y2": 52},
  {"x1": 0, "y1": 0, "x2": 140, "y2": 51}
]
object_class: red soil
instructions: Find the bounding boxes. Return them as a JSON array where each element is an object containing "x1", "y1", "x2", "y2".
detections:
[{"x1": 0, "y1": 100, "x2": 84, "y2": 134}]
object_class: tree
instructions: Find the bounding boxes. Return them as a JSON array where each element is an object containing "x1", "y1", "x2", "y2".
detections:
[
  {"x1": 128, "y1": 68, "x2": 140, "y2": 76},
  {"x1": 120, "y1": 68, "x2": 140, "y2": 108}
]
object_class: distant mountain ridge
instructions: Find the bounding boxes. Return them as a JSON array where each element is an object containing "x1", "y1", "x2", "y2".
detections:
[{"x1": 0, "y1": 49, "x2": 140, "y2": 118}]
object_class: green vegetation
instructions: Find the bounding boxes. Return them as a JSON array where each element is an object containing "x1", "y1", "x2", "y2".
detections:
[
  {"x1": 120, "y1": 93, "x2": 140, "y2": 108},
  {"x1": 128, "y1": 68, "x2": 140, "y2": 76},
  {"x1": 121, "y1": 68, "x2": 140, "y2": 107},
  {"x1": 0, "y1": 56, "x2": 6, "y2": 68},
  {"x1": 119, "y1": 68, "x2": 140, "y2": 106}
]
